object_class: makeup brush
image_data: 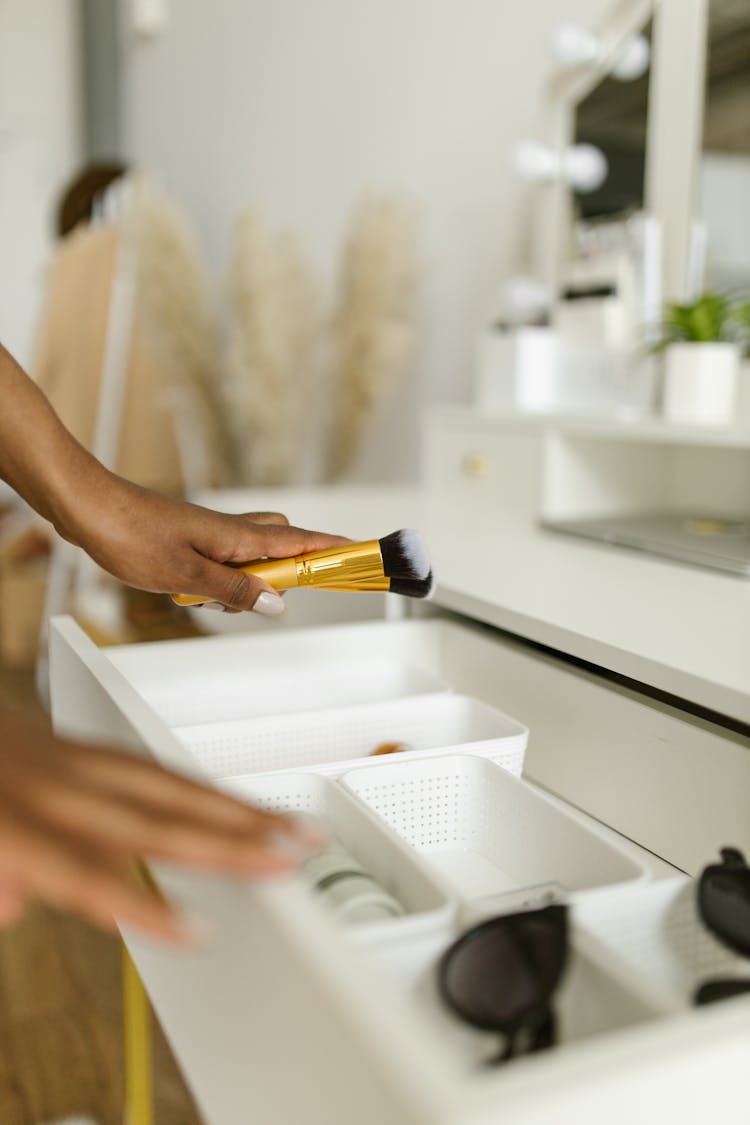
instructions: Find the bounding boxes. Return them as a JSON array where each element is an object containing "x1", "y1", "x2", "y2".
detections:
[
  {"x1": 171, "y1": 528, "x2": 430, "y2": 607},
  {"x1": 317, "y1": 571, "x2": 435, "y2": 599}
]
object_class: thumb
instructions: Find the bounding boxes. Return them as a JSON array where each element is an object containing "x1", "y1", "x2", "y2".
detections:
[{"x1": 188, "y1": 557, "x2": 286, "y2": 615}]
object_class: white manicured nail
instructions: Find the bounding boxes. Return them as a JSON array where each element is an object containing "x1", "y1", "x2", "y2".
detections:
[
  {"x1": 201, "y1": 602, "x2": 226, "y2": 612},
  {"x1": 253, "y1": 592, "x2": 285, "y2": 616}
]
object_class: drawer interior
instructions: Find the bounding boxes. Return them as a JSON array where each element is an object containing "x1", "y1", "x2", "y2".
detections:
[
  {"x1": 51, "y1": 614, "x2": 750, "y2": 1120},
  {"x1": 106, "y1": 620, "x2": 456, "y2": 725}
]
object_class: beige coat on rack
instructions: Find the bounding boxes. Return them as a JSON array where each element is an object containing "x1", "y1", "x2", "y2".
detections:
[{"x1": 32, "y1": 223, "x2": 184, "y2": 497}]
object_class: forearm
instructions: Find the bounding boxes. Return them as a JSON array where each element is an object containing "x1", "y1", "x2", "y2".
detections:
[{"x1": 0, "y1": 343, "x2": 109, "y2": 539}]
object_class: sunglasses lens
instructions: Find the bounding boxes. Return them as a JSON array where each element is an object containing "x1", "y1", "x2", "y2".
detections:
[
  {"x1": 699, "y1": 850, "x2": 750, "y2": 958},
  {"x1": 694, "y1": 979, "x2": 750, "y2": 1006},
  {"x1": 438, "y1": 905, "x2": 567, "y2": 1031}
]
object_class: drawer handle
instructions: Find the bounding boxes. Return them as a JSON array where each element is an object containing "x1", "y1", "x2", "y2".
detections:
[{"x1": 461, "y1": 452, "x2": 492, "y2": 478}]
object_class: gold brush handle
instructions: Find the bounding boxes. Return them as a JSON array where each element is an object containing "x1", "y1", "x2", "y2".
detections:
[
  {"x1": 315, "y1": 577, "x2": 390, "y2": 592},
  {"x1": 171, "y1": 540, "x2": 383, "y2": 606}
]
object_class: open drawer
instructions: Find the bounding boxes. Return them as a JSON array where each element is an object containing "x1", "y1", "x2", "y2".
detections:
[{"x1": 48, "y1": 614, "x2": 750, "y2": 1125}]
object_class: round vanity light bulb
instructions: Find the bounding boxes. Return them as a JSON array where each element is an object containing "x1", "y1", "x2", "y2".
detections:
[
  {"x1": 551, "y1": 23, "x2": 599, "y2": 68},
  {"x1": 503, "y1": 277, "x2": 553, "y2": 321},
  {"x1": 510, "y1": 139, "x2": 559, "y2": 183},
  {"x1": 611, "y1": 34, "x2": 650, "y2": 81},
  {"x1": 563, "y1": 143, "x2": 608, "y2": 193}
]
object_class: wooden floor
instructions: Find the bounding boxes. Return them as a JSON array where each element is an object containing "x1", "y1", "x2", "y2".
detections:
[{"x1": 0, "y1": 643, "x2": 203, "y2": 1123}]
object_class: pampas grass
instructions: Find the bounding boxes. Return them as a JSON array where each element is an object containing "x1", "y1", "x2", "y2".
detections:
[
  {"x1": 323, "y1": 197, "x2": 418, "y2": 482},
  {"x1": 129, "y1": 176, "x2": 237, "y2": 485},
  {"x1": 223, "y1": 211, "x2": 319, "y2": 485}
]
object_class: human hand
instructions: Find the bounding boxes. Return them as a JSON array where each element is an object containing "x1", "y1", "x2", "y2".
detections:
[
  {"x1": 0, "y1": 707, "x2": 323, "y2": 942},
  {"x1": 62, "y1": 474, "x2": 348, "y2": 613}
]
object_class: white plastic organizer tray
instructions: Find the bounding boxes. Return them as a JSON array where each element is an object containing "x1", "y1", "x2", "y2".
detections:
[
  {"x1": 174, "y1": 693, "x2": 528, "y2": 779},
  {"x1": 112, "y1": 654, "x2": 447, "y2": 727},
  {"x1": 105, "y1": 621, "x2": 462, "y2": 727},
  {"x1": 574, "y1": 875, "x2": 750, "y2": 1012},
  {"x1": 222, "y1": 771, "x2": 455, "y2": 945},
  {"x1": 343, "y1": 755, "x2": 645, "y2": 901}
]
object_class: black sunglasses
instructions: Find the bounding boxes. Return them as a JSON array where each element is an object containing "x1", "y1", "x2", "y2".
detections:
[
  {"x1": 694, "y1": 846, "x2": 750, "y2": 1006},
  {"x1": 437, "y1": 903, "x2": 568, "y2": 1063}
]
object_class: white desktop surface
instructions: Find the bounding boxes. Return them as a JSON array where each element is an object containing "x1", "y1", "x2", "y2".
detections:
[{"x1": 193, "y1": 485, "x2": 750, "y2": 726}]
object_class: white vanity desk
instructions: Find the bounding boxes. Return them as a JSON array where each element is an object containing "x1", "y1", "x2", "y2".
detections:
[{"x1": 49, "y1": 410, "x2": 750, "y2": 1125}]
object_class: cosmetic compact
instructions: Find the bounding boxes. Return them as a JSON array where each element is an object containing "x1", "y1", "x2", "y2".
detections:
[{"x1": 301, "y1": 836, "x2": 405, "y2": 925}]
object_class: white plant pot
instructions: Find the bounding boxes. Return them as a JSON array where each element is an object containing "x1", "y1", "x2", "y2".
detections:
[{"x1": 662, "y1": 341, "x2": 740, "y2": 426}]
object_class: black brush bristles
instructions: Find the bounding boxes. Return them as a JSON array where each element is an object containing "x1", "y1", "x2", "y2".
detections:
[
  {"x1": 379, "y1": 528, "x2": 431, "y2": 580},
  {"x1": 389, "y1": 571, "x2": 436, "y2": 600}
]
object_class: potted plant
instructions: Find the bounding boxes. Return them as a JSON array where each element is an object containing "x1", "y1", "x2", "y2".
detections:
[{"x1": 654, "y1": 292, "x2": 750, "y2": 425}]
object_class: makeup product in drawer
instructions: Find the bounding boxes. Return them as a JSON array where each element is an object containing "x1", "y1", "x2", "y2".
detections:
[{"x1": 222, "y1": 771, "x2": 455, "y2": 942}]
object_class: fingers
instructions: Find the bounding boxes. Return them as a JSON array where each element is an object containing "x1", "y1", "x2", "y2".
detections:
[
  {"x1": 0, "y1": 878, "x2": 27, "y2": 927},
  {"x1": 66, "y1": 741, "x2": 292, "y2": 830},
  {"x1": 239, "y1": 511, "x2": 290, "y2": 527},
  {"x1": 243, "y1": 522, "x2": 351, "y2": 560},
  {"x1": 56, "y1": 739, "x2": 326, "y2": 862},
  {"x1": 0, "y1": 713, "x2": 326, "y2": 945},
  {"x1": 192, "y1": 508, "x2": 350, "y2": 566},
  {"x1": 174, "y1": 509, "x2": 349, "y2": 610},
  {"x1": 182, "y1": 556, "x2": 286, "y2": 613}
]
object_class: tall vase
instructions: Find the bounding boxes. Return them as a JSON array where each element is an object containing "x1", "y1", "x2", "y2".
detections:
[{"x1": 662, "y1": 341, "x2": 740, "y2": 426}]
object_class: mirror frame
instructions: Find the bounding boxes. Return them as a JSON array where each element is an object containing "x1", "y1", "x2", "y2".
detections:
[{"x1": 532, "y1": 0, "x2": 709, "y2": 304}]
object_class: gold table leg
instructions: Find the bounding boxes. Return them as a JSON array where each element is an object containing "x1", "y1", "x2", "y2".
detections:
[{"x1": 122, "y1": 942, "x2": 154, "y2": 1125}]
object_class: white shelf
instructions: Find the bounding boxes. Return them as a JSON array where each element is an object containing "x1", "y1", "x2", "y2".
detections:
[{"x1": 433, "y1": 405, "x2": 750, "y2": 449}]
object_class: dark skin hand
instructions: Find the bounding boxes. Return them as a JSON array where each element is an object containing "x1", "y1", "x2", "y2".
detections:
[
  {"x1": 0, "y1": 708, "x2": 324, "y2": 942},
  {"x1": 0, "y1": 343, "x2": 343, "y2": 939}
]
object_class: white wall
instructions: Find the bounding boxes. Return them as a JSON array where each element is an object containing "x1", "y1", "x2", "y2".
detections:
[
  {"x1": 121, "y1": 0, "x2": 608, "y2": 481},
  {"x1": 0, "y1": 0, "x2": 83, "y2": 366}
]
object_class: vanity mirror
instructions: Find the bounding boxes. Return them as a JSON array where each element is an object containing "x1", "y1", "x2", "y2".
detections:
[
  {"x1": 533, "y1": 0, "x2": 714, "y2": 305},
  {"x1": 698, "y1": 0, "x2": 750, "y2": 291},
  {"x1": 571, "y1": 19, "x2": 652, "y2": 222}
]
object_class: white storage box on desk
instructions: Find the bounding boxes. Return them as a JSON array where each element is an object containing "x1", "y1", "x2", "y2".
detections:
[
  {"x1": 221, "y1": 771, "x2": 455, "y2": 945},
  {"x1": 343, "y1": 755, "x2": 645, "y2": 903},
  {"x1": 173, "y1": 693, "x2": 527, "y2": 779}
]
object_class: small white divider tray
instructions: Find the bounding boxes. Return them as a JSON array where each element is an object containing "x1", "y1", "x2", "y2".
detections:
[
  {"x1": 342, "y1": 754, "x2": 645, "y2": 901},
  {"x1": 173, "y1": 693, "x2": 528, "y2": 779},
  {"x1": 221, "y1": 771, "x2": 455, "y2": 946}
]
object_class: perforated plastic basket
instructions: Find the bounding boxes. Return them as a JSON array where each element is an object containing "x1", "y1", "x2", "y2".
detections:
[
  {"x1": 222, "y1": 771, "x2": 455, "y2": 944},
  {"x1": 574, "y1": 875, "x2": 750, "y2": 1011},
  {"x1": 174, "y1": 693, "x2": 527, "y2": 779},
  {"x1": 342, "y1": 754, "x2": 644, "y2": 903}
]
